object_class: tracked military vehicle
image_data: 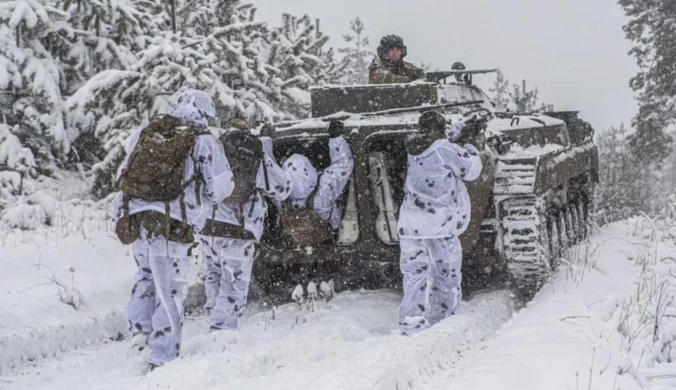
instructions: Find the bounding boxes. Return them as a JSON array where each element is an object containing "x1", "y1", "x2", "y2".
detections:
[{"x1": 259, "y1": 69, "x2": 598, "y2": 296}]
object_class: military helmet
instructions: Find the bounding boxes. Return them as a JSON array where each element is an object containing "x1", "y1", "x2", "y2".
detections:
[
  {"x1": 377, "y1": 34, "x2": 407, "y2": 61},
  {"x1": 451, "y1": 62, "x2": 466, "y2": 71}
]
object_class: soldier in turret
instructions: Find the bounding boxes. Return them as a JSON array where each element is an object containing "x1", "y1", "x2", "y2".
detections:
[{"x1": 369, "y1": 35, "x2": 425, "y2": 84}]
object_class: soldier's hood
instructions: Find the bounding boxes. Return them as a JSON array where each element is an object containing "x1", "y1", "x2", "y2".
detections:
[
  {"x1": 282, "y1": 154, "x2": 318, "y2": 200},
  {"x1": 172, "y1": 89, "x2": 216, "y2": 128}
]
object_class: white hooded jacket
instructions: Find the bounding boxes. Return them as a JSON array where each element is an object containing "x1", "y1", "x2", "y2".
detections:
[
  {"x1": 397, "y1": 139, "x2": 482, "y2": 239},
  {"x1": 282, "y1": 136, "x2": 354, "y2": 229}
]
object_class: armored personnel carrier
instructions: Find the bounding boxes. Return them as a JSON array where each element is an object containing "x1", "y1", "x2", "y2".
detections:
[{"x1": 259, "y1": 69, "x2": 598, "y2": 297}]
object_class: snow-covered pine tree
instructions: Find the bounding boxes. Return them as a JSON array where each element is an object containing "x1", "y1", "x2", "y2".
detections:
[
  {"x1": 338, "y1": 17, "x2": 371, "y2": 85},
  {"x1": 0, "y1": 0, "x2": 71, "y2": 165},
  {"x1": 54, "y1": 0, "x2": 163, "y2": 169},
  {"x1": 661, "y1": 130, "x2": 676, "y2": 206},
  {"x1": 0, "y1": 0, "x2": 72, "y2": 228},
  {"x1": 72, "y1": 0, "x2": 275, "y2": 198},
  {"x1": 54, "y1": 0, "x2": 159, "y2": 92},
  {"x1": 506, "y1": 79, "x2": 554, "y2": 114},
  {"x1": 619, "y1": 0, "x2": 675, "y2": 167},
  {"x1": 596, "y1": 124, "x2": 642, "y2": 223},
  {"x1": 508, "y1": 80, "x2": 540, "y2": 113},
  {"x1": 205, "y1": 1, "x2": 278, "y2": 124},
  {"x1": 266, "y1": 13, "x2": 342, "y2": 119},
  {"x1": 489, "y1": 69, "x2": 510, "y2": 111}
]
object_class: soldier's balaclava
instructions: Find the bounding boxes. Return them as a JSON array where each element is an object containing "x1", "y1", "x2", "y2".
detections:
[
  {"x1": 282, "y1": 154, "x2": 319, "y2": 200},
  {"x1": 172, "y1": 89, "x2": 216, "y2": 129},
  {"x1": 377, "y1": 35, "x2": 407, "y2": 63}
]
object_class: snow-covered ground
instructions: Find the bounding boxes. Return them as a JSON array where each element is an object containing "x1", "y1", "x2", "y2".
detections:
[
  {"x1": 0, "y1": 197, "x2": 204, "y2": 374},
  {"x1": 1, "y1": 203, "x2": 675, "y2": 389}
]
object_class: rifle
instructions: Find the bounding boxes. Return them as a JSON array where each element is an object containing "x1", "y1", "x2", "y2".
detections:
[
  {"x1": 425, "y1": 69, "x2": 498, "y2": 85},
  {"x1": 457, "y1": 109, "x2": 492, "y2": 145}
]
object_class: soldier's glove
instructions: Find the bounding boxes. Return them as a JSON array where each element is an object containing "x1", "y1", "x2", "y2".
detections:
[
  {"x1": 260, "y1": 123, "x2": 275, "y2": 137},
  {"x1": 328, "y1": 120, "x2": 344, "y2": 138}
]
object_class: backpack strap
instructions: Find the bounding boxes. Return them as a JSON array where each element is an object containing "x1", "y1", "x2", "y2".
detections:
[
  {"x1": 177, "y1": 131, "x2": 206, "y2": 225},
  {"x1": 241, "y1": 154, "x2": 268, "y2": 225},
  {"x1": 262, "y1": 155, "x2": 270, "y2": 191},
  {"x1": 122, "y1": 193, "x2": 131, "y2": 218},
  {"x1": 191, "y1": 129, "x2": 211, "y2": 205}
]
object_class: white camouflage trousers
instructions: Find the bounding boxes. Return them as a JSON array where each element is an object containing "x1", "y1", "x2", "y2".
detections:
[
  {"x1": 198, "y1": 236, "x2": 255, "y2": 330},
  {"x1": 125, "y1": 229, "x2": 191, "y2": 366},
  {"x1": 399, "y1": 237, "x2": 462, "y2": 335}
]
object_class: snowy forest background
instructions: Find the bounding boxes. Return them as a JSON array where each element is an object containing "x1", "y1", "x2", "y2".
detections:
[{"x1": 0, "y1": 0, "x2": 674, "y2": 230}]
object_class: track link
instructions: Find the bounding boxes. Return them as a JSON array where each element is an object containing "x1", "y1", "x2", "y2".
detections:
[{"x1": 500, "y1": 196, "x2": 551, "y2": 296}]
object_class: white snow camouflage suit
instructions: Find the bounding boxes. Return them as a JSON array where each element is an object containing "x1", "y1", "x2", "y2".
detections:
[
  {"x1": 397, "y1": 138, "x2": 482, "y2": 335},
  {"x1": 198, "y1": 136, "x2": 291, "y2": 330},
  {"x1": 114, "y1": 90, "x2": 234, "y2": 366},
  {"x1": 281, "y1": 136, "x2": 354, "y2": 230}
]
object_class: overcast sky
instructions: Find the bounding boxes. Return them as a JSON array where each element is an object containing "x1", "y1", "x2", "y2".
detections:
[{"x1": 250, "y1": 0, "x2": 637, "y2": 132}]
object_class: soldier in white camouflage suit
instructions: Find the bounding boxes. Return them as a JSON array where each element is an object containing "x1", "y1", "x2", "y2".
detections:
[
  {"x1": 397, "y1": 111, "x2": 482, "y2": 335},
  {"x1": 197, "y1": 123, "x2": 291, "y2": 332},
  {"x1": 114, "y1": 90, "x2": 234, "y2": 369},
  {"x1": 281, "y1": 120, "x2": 354, "y2": 230}
]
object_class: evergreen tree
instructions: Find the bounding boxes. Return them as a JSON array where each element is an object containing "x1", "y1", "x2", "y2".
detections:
[
  {"x1": 506, "y1": 79, "x2": 553, "y2": 113},
  {"x1": 509, "y1": 80, "x2": 540, "y2": 113},
  {"x1": 596, "y1": 124, "x2": 642, "y2": 222},
  {"x1": 0, "y1": 0, "x2": 69, "y2": 228},
  {"x1": 489, "y1": 69, "x2": 510, "y2": 111},
  {"x1": 64, "y1": 0, "x2": 343, "y2": 198},
  {"x1": 70, "y1": 0, "x2": 276, "y2": 197},
  {"x1": 338, "y1": 16, "x2": 370, "y2": 85},
  {"x1": 618, "y1": 0, "x2": 675, "y2": 166},
  {"x1": 267, "y1": 13, "x2": 342, "y2": 118},
  {"x1": 54, "y1": 0, "x2": 161, "y2": 91},
  {"x1": 206, "y1": 2, "x2": 277, "y2": 124},
  {"x1": 0, "y1": 0, "x2": 71, "y2": 164},
  {"x1": 626, "y1": 102, "x2": 672, "y2": 167}
]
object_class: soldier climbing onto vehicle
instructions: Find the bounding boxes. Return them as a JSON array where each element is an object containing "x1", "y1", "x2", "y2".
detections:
[
  {"x1": 397, "y1": 111, "x2": 482, "y2": 335},
  {"x1": 113, "y1": 89, "x2": 234, "y2": 370},
  {"x1": 279, "y1": 120, "x2": 354, "y2": 244},
  {"x1": 369, "y1": 35, "x2": 425, "y2": 84},
  {"x1": 197, "y1": 121, "x2": 291, "y2": 332}
]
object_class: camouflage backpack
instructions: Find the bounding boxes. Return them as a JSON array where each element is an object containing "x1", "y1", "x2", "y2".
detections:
[
  {"x1": 281, "y1": 176, "x2": 335, "y2": 247},
  {"x1": 115, "y1": 114, "x2": 206, "y2": 244},
  {"x1": 219, "y1": 129, "x2": 266, "y2": 205},
  {"x1": 118, "y1": 114, "x2": 205, "y2": 202}
]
